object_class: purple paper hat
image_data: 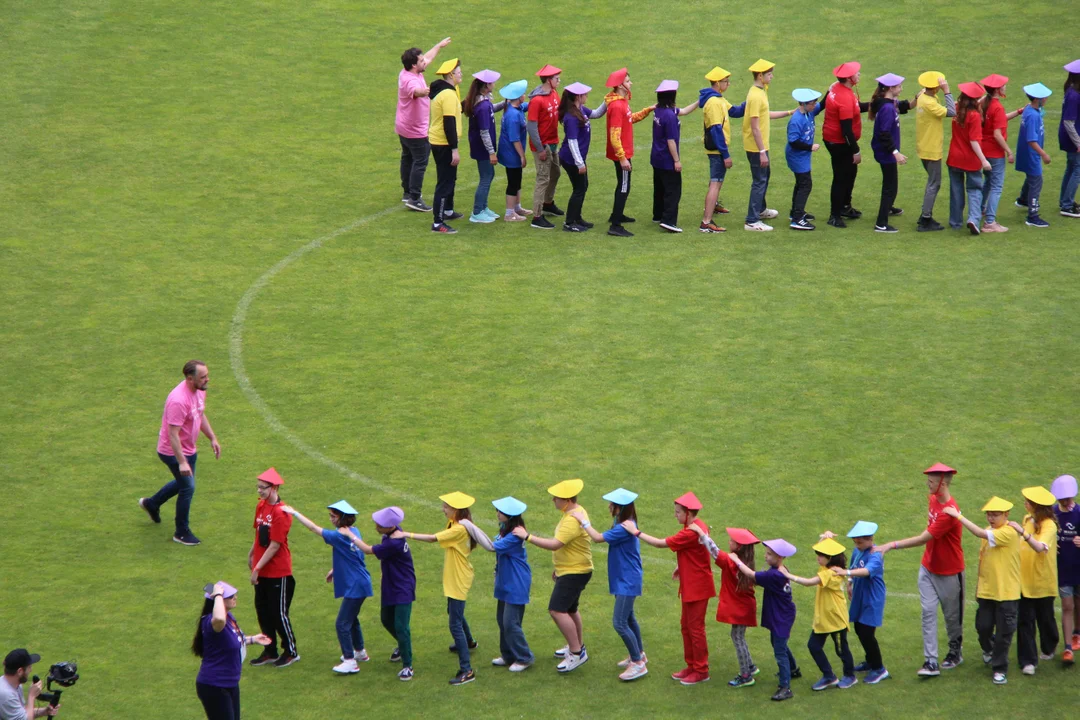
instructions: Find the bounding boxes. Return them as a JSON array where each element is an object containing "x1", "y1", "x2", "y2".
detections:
[
  {"x1": 372, "y1": 506, "x2": 404, "y2": 527},
  {"x1": 762, "y1": 538, "x2": 797, "y2": 557},
  {"x1": 1065, "y1": 59, "x2": 1080, "y2": 74},
  {"x1": 1052, "y1": 474, "x2": 1078, "y2": 500},
  {"x1": 656, "y1": 79, "x2": 679, "y2": 93},
  {"x1": 205, "y1": 581, "x2": 239, "y2": 599},
  {"x1": 564, "y1": 82, "x2": 592, "y2": 95},
  {"x1": 876, "y1": 73, "x2": 904, "y2": 87},
  {"x1": 472, "y1": 69, "x2": 501, "y2": 84}
]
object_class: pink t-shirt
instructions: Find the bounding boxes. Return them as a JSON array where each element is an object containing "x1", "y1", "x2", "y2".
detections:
[
  {"x1": 157, "y1": 381, "x2": 205, "y2": 456},
  {"x1": 396, "y1": 69, "x2": 430, "y2": 139}
]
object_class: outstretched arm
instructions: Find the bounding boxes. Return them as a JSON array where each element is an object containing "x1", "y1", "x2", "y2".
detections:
[
  {"x1": 511, "y1": 524, "x2": 565, "y2": 551},
  {"x1": 779, "y1": 566, "x2": 822, "y2": 586},
  {"x1": 941, "y1": 506, "x2": 988, "y2": 539},
  {"x1": 729, "y1": 552, "x2": 758, "y2": 579},
  {"x1": 874, "y1": 529, "x2": 933, "y2": 554},
  {"x1": 623, "y1": 520, "x2": 669, "y2": 549},
  {"x1": 281, "y1": 506, "x2": 323, "y2": 536},
  {"x1": 569, "y1": 509, "x2": 606, "y2": 543},
  {"x1": 458, "y1": 519, "x2": 495, "y2": 551},
  {"x1": 337, "y1": 526, "x2": 374, "y2": 554},
  {"x1": 422, "y1": 37, "x2": 451, "y2": 66}
]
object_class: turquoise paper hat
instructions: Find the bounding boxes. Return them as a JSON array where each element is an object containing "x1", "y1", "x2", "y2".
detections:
[
  {"x1": 1024, "y1": 82, "x2": 1052, "y2": 99},
  {"x1": 328, "y1": 500, "x2": 358, "y2": 515},
  {"x1": 499, "y1": 79, "x2": 528, "y2": 100},
  {"x1": 847, "y1": 520, "x2": 878, "y2": 538},
  {"x1": 492, "y1": 496, "x2": 527, "y2": 516},
  {"x1": 602, "y1": 488, "x2": 639, "y2": 505}
]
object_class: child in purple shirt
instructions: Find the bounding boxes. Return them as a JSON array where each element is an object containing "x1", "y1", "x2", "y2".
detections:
[
  {"x1": 464, "y1": 69, "x2": 507, "y2": 223},
  {"x1": 557, "y1": 82, "x2": 608, "y2": 232},
  {"x1": 869, "y1": 74, "x2": 920, "y2": 233},
  {"x1": 1053, "y1": 475, "x2": 1080, "y2": 660},
  {"x1": 650, "y1": 80, "x2": 699, "y2": 233}
]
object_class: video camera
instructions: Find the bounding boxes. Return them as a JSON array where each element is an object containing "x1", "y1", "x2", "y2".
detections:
[{"x1": 33, "y1": 661, "x2": 79, "y2": 709}]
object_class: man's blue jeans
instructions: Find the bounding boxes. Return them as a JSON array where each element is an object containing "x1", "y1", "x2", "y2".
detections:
[{"x1": 149, "y1": 452, "x2": 196, "y2": 534}]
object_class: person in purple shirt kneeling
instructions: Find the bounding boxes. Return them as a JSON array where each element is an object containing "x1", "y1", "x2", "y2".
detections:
[
  {"x1": 650, "y1": 80, "x2": 699, "y2": 233},
  {"x1": 558, "y1": 82, "x2": 608, "y2": 232},
  {"x1": 193, "y1": 581, "x2": 270, "y2": 720},
  {"x1": 869, "y1": 74, "x2": 921, "y2": 233}
]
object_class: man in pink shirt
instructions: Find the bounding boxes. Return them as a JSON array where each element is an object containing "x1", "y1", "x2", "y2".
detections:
[
  {"x1": 139, "y1": 360, "x2": 221, "y2": 546},
  {"x1": 397, "y1": 37, "x2": 451, "y2": 212}
]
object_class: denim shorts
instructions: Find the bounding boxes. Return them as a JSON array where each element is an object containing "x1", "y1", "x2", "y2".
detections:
[
  {"x1": 708, "y1": 154, "x2": 728, "y2": 182},
  {"x1": 1059, "y1": 585, "x2": 1080, "y2": 598}
]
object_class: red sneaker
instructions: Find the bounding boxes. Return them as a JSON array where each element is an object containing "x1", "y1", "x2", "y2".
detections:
[
  {"x1": 1063, "y1": 649, "x2": 1075, "y2": 664},
  {"x1": 671, "y1": 667, "x2": 692, "y2": 680},
  {"x1": 680, "y1": 671, "x2": 711, "y2": 686}
]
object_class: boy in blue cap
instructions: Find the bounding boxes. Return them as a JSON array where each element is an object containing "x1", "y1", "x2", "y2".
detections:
[
  {"x1": 1014, "y1": 83, "x2": 1054, "y2": 227},
  {"x1": 786, "y1": 88, "x2": 824, "y2": 230},
  {"x1": 828, "y1": 521, "x2": 889, "y2": 684}
]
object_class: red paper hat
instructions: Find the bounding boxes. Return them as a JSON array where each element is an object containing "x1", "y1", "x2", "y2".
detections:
[
  {"x1": 674, "y1": 491, "x2": 703, "y2": 511},
  {"x1": 727, "y1": 527, "x2": 760, "y2": 545},
  {"x1": 958, "y1": 82, "x2": 985, "y2": 99},
  {"x1": 833, "y1": 61, "x2": 861, "y2": 79},
  {"x1": 923, "y1": 462, "x2": 956, "y2": 475},
  {"x1": 980, "y1": 74, "x2": 1009, "y2": 88},
  {"x1": 535, "y1": 64, "x2": 561, "y2": 78},
  {"x1": 606, "y1": 67, "x2": 628, "y2": 88},
  {"x1": 258, "y1": 467, "x2": 285, "y2": 486}
]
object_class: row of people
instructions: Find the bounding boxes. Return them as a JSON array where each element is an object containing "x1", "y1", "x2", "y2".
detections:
[{"x1": 395, "y1": 46, "x2": 1080, "y2": 234}]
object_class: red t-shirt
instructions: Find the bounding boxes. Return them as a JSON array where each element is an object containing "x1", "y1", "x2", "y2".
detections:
[
  {"x1": 666, "y1": 519, "x2": 717, "y2": 603},
  {"x1": 921, "y1": 494, "x2": 964, "y2": 575},
  {"x1": 822, "y1": 83, "x2": 862, "y2": 144},
  {"x1": 714, "y1": 552, "x2": 757, "y2": 626},
  {"x1": 527, "y1": 90, "x2": 560, "y2": 151},
  {"x1": 980, "y1": 98, "x2": 1008, "y2": 159},
  {"x1": 253, "y1": 499, "x2": 293, "y2": 577},
  {"x1": 605, "y1": 96, "x2": 636, "y2": 161},
  {"x1": 947, "y1": 111, "x2": 984, "y2": 172}
]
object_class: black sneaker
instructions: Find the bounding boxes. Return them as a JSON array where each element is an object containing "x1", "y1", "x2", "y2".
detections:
[
  {"x1": 1062, "y1": 205, "x2": 1080, "y2": 218},
  {"x1": 1014, "y1": 198, "x2": 1027, "y2": 208},
  {"x1": 449, "y1": 669, "x2": 476, "y2": 686},
  {"x1": 771, "y1": 687, "x2": 794, "y2": 701},
  {"x1": 889, "y1": 207, "x2": 903, "y2": 216},
  {"x1": 444, "y1": 210, "x2": 464, "y2": 221},
  {"x1": 273, "y1": 653, "x2": 300, "y2": 668},
  {"x1": 840, "y1": 206, "x2": 862, "y2": 219},
  {"x1": 874, "y1": 224, "x2": 898, "y2": 233},
  {"x1": 790, "y1": 218, "x2": 815, "y2": 231},
  {"x1": 941, "y1": 652, "x2": 963, "y2": 669},
  {"x1": 563, "y1": 222, "x2": 587, "y2": 232},
  {"x1": 173, "y1": 532, "x2": 201, "y2": 546},
  {"x1": 542, "y1": 203, "x2": 565, "y2": 217},
  {"x1": 432, "y1": 223, "x2": 457, "y2": 234},
  {"x1": 917, "y1": 216, "x2": 944, "y2": 232},
  {"x1": 619, "y1": 215, "x2": 637, "y2": 223},
  {"x1": 449, "y1": 641, "x2": 478, "y2": 652},
  {"x1": 607, "y1": 225, "x2": 634, "y2": 237},
  {"x1": 402, "y1": 194, "x2": 410, "y2": 203},
  {"x1": 917, "y1": 661, "x2": 941, "y2": 677},
  {"x1": 789, "y1": 212, "x2": 816, "y2": 221},
  {"x1": 139, "y1": 498, "x2": 161, "y2": 524},
  {"x1": 531, "y1": 216, "x2": 556, "y2": 230},
  {"x1": 578, "y1": 219, "x2": 595, "y2": 229},
  {"x1": 791, "y1": 667, "x2": 802, "y2": 679},
  {"x1": 827, "y1": 215, "x2": 847, "y2": 228},
  {"x1": 659, "y1": 222, "x2": 683, "y2": 233},
  {"x1": 966, "y1": 220, "x2": 980, "y2": 235},
  {"x1": 250, "y1": 650, "x2": 279, "y2": 666},
  {"x1": 405, "y1": 198, "x2": 432, "y2": 212}
]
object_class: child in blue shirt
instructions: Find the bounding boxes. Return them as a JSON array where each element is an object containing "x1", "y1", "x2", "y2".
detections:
[
  {"x1": 1015, "y1": 83, "x2": 1054, "y2": 227},
  {"x1": 497, "y1": 80, "x2": 531, "y2": 222},
  {"x1": 786, "y1": 89, "x2": 824, "y2": 230},
  {"x1": 828, "y1": 522, "x2": 889, "y2": 684}
]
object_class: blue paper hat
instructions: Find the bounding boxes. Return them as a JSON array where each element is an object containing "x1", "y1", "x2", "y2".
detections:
[
  {"x1": 499, "y1": 79, "x2": 528, "y2": 100},
  {"x1": 847, "y1": 520, "x2": 879, "y2": 538},
  {"x1": 328, "y1": 500, "x2": 358, "y2": 515},
  {"x1": 602, "y1": 487, "x2": 639, "y2": 505},
  {"x1": 1023, "y1": 82, "x2": 1052, "y2": 99},
  {"x1": 792, "y1": 88, "x2": 822, "y2": 103},
  {"x1": 492, "y1": 496, "x2": 527, "y2": 516}
]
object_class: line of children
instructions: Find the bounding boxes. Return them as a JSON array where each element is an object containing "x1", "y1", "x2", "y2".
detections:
[{"x1": 1014, "y1": 83, "x2": 1054, "y2": 227}]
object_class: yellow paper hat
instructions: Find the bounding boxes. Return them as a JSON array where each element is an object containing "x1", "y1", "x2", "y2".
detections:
[
  {"x1": 1021, "y1": 486, "x2": 1057, "y2": 507},
  {"x1": 812, "y1": 537, "x2": 847, "y2": 556},
  {"x1": 918, "y1": 71, "x2": 946, "y2": 88},
  {"x1": 981, "y1": 496, "x2": 1014, "y2": 512},
  {"x1": 435, "y1": 58, "x2": 460, "y2": 76},
  {"x1": 439, "y1": 491, "x2": 475, "y2": 510},
  {"x1": 705, "y1": 66, "x2": 731, "y2": 82},
  {"x1": 548, "y1": 478, "x2": 584, "y2": 499},
  {"x1": 749, "y1": 58, "x2": 775, "y2": 73}
]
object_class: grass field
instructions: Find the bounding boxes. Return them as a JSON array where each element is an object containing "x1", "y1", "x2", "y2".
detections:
[{"x1": 3, "y1": 0, "x2": 1080, "y2": 717}]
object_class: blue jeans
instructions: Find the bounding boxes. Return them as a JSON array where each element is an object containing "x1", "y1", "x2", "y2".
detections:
[
  {"x1": 496, "y1": 600, "x2": 534, "y2": 665},
  {"x1": 474, "y1": 160, "x2": 495, "y2": 215},
  {"x1": 149, "y1": 452, "x2": 197, "y2": 534},
  {"x1": 948, "y1": 167, "x2": 984, "y2": 228},
  {"x1": 335, "y1": 596, "x2": 366, "y2": 658},
  {"x1": 1061, "y1": 151, "x2": 1080, "y2": 210},
  {"x1": 771, "y1": 631, "x2": 797, "y2": 688},
  {"x1": 1019, "y1": 173, "x2": 1044, "y2": 217},
  {"x1": 612, "y1": 595, "x2": 644, "y2": 662},
  {"x1": 981, "y1": 157, "x2": 1006, "y2": 224},
  {"x1": 745, "y1": 151, "x2": 771, "y2": 223},
  {"x1": 447, "y1": 598, "x2": 473, "y2": 672}
]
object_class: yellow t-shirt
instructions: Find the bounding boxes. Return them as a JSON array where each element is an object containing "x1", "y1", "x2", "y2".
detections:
[
  {"x1": 977, "y1": 524, "x2": 1021, "y2": 601},
  {"x1": 742, "y1": 85, "x2": 770, "y2": 152},
  {"x1": 703, "y1": 95, "x2": 734, "y2": 155},
  {"x1": 435, "y1": 521, "x2": 474, "y2": 601},
  {"x1": 553, "y1": 507, "x2": 593, "y2": 576},
  {"x1": 813, "y1": 568, "x2": 849, "y2": 633},
  {"x1": 428, "y1": 87, "x2": 462, "y2": 147},
  {"x1": 915, "y1": 93, "x2": 949, "y2": 161},
  {"x1": 1020, "y1": 516, "x2": 1059, "y2": 598}
]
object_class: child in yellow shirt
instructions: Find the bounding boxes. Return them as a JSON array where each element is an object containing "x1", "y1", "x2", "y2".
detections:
[
  {"x1": 1008, "y1": 486, "x2": 1059, "y2": 674},
  {"x1": 914, "y1": 72, "x2": 956, "y2": 231}
]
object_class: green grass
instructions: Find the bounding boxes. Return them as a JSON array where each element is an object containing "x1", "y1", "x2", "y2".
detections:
[{"x1": 2, "y1": 0, "x2": 1079, "y2": 717}]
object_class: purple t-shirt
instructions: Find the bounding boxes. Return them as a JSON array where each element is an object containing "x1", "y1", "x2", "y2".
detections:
[
  {"x1": 755, "y1": 567, "x2": 797, "y2": 638},
  {"x1": 196, "y1": 613, "x2": 245, "y2": 687},
  {"x1": 1059, "y1": 88, "x2": 1080, "y2": 153},
  {"x1": 558, "y1": 108, "x2": 594, "y2": 167},
  {"x1": 1056, "y1": 504, "x2": 1080, "y2": 586},
  {"x1": 650, "y1": 106, "x2": 681, "y2": 170},
  {"x1": 871, "y1": 101, "x2": 901, "y2": 164},
  {"x1": 372, "y1": 532, "x2": 416, "y2": 605},
  {"x1": 468, "y1": 97, "x2": 497, "y2": 161}
]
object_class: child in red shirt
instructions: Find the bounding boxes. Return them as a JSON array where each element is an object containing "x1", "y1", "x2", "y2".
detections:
[
  {"x1": 947, "y1": 82, "x2": 993, "y2": 234},
  {"x1": 249, "y1": 467, "x2": 299, "y2": 667},
  {"x1": 628, "y1": 492, "x2": 716, "y2": 685}
]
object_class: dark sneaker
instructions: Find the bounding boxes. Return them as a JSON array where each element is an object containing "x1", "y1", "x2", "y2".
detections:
[
  {"x1": 139, "y1": 498, "x2": 161, "y2": 523},
  {"x1": 699, "y1": 221, "x2": 726, "y2": 233},
  {"x1": 405, "y1": 198, "x2": 432, "y2": 212},
  {"x1": 542, "y1": 203, "x2": 565, "y2": 217},
  {"x1": 607, "y1": 225, "x2": 634, "y2": 237},
  {"x1": 432, "y1": 223, "x2": 457, "y2": 234},
  {"x1": 853, "y1": 661, "x2": 871, "y2": 673},
  {"x1": 791, "y1": 667, "x2": 802, "y2": 679},
  {"x1": 578, "y1": 219, "x2": 595, "y2": 229},
  {"x1": 617, "y1": 215, "x2": 637, "y2": 223},
  {"x1": 917, "y1": 216, "x2": 945, "y2": 232},
  {"x1": 771, "y1": 687, "x2": 794, "y2": 701},
  {"x1": 659, "y1": 222, "x2": 683, "y2": 233},
  {"x1": 444, "y1": 210, "x2": 464, "y2": 221},
  {"x1": 812, "y1": 675, "x2": 839, "y2": 691},
  {"x1": 714, "y1": 203, "x2": 731, "y2": 214},
  {"x1": 789, "y1": 212, "x2": 816, "y2": 221},
  {"x1": 250, "y1": 650, "x2": 279, "y2": 666},
  {"x1": 874, "y1": 224, "x2": 898, "y2": 233},
  {"x1": 838, "y1": 675, "x2": 859, "y2": 689},
  {"x1": 865, "y1": 668, "x2": 890, "y2": 684},
  {"x1": 398, "y1": 666, "x2": 414, "y2": 681},
  {"x1": 827, "y1": 215, "x2": 847, "y2": 228},
  {"x1": 390, "y1": 647, "x2": 402, "y2": 662},
  {"x1": 173, "y1": 532, "x2": 201, "y2": 546},
  {"x1": 790, "y1": 218, "x2": 815, "y2": 231},
  {"x1": 889, "y1": 207, "x2": 903, "y2": 216},
  {"x1": 273, "y1": 653, "x2": 300, "y2": 668},
  {"x1": 448, "y1": 641, "x2": 478, "y2": 652},
  {"x1": 1014, "y1": 199, "x2": 1027, "y2": 208},
  {"x1": 941, "y1": 652, "x2": 963, "y2": 669},
  {"x1": 917, "y1": 661, "x2": 941, "y2": 677},
  {"x1": 840, "y1": 206, "x2": 862, "y2": 219},
  {"x1": 966, "y1": 220, "x2": 980, "y2": 235},
  {"x1": 1025, "y1": 215, "x2": 1050, "y2": 228},
  {"x1": 728, "y1": 673, "x2": 755, "y2": 687},
  {"x1": 531, "y1": 216, "x2": 556, "y2": 230},
  {"x1": 562, "y1": 222, "x2": 587, "y2": 232},
  {"x1": 449, "y1": 669, "x2": 476, "y2": 685},
  {"x1": 1062, "y1": 205, "x2": 1080, "y2": 218},
  {"x1": 402, "y1": 194, "x2": 410, "y2": 203}
]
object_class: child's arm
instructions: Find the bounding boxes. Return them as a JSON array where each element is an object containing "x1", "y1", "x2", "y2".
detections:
[
  {"x1": 512, "y1": 524, "x2": 565, "y2": 552},
  {"x1": 677, "y1": 101, "x2": 698, "y2": 117},
  {"x1": 623, "y1": 521, "x2": 672, "y2": 549},
  {"x1": 630, "y1": 105, "x2": 655, "y2": 123},
  {"x1": 779, "y1": 566, "x2": 822, "y2": 587},
  {"x1": 569, "y1": 509, "x2": 607, "y2": 543},
  {"x1": 404, "y1": 529, "x2": 439, "y2": 543},
  {"x1": 729, "y1": 552, "x2": 758, "y2": 579},
  {"x1": 1030, "y1": 140, "x2": 1052, "y2": 164},
  {"x1": 834, "y1": 566, "x2": 871, "y2": 578},
  {"x1": 728, "y1": 102, "x2": 746, "y2": 118},
  {"x1": 969, "y1": 138, "x2": 991, "y2": 171},
  {"x1": 281, "y1": 506, "x2": 323, "y2": 536},
  {"x1": 685, "y1": 522, "x2": 720, "y2": 559},
  {"x1": 587, "y1": 102, "x2": 608, "y2": 120},
  {"x1": 874, "y1": 529, "x2": 933, "y2": 553},
  {"x1": 750, "y1": 116, "x2": 767, "y2": 162},
  {"x1": 768, "y1": 108, "x2": 794, "y2": 120},
  {"x1": 1007, "y1": 521, "x2": 1050, "y2": 552},
  {"x1": 993, "y1": 128, "x2": 1014, "y2": 162},
  {"x1": 492, "y1": 100, "x2": 507, "y2": 113},
  {"x1": 458, "y1": 518, "x2": 495, "y2": 551},
  {"x1": 1006, "y1": 107, "x2": 1023, "y2": 121},
  {"x1": 667, "y1": 138, "x2": 681, "y2": 172},
  {"x1": 940, "y1": 506, "x2": 988, "y2": 538},
  {"x1": 337, "y1": 526, "x2": 374, "y2": 554}
]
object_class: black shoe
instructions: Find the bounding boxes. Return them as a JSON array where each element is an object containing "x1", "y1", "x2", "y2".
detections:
[
  {"x1": 405, "y1": 198, "x2": 432, "y2": 212},
  {"x1": 578, "y1": 219, "x2": 595, "y2": 229},
  {"x1": 563, "y1": 222, "x2": 587, "y2": 232},
  {"x1": 250, "y1": 650, "x2": 279, "y2": 666},
  {"x1": 889, "y1": 207, "x2": 903, "y2": 216},
  {"x1": 449, "y1": 669, "x2": 476, "y2": 686},
  {"x1": 273, "y1": 653, "x2": 300, "y2": 667},
  {"x1": 531, "y1": 216, "x2": 556, "y2": 230},
  {"x1": 917, "y1": 660, "x2": 941, "y2": 677},
  {"x1": 827, "y1": 215, "x2": 847, "y2": 228},
  {"x1": 444, "y1": 210, "x2": 464, "y2": 221},
  {"x1": 941, "y1": 652, "x2": 963, "y2": 669},
  {"x1": 607, "y1": 225, "x2": 634, "y2": 237},
  {"x1": 789, "y1": 212, "x2": 815, "y2": 221},
  {"x1": 431, "y1": 223, "x2": 457, "y2": 234},
  {"x1": 612, "y1": 214, "x2": 636, "y2": 223},
  {"x1": 139, "y1": 498, "x2": 161, "y2": 524},
  {"x1": 917, "y1": 216, "x2": 944, "y2": 232},
  {"x1": 791, "y1": 667, "x2": 802, "y2": 679},
  {"x1": 874, "y1": 224, "x2": 898, "y2": 233},
  {"x1": 449, "y1": 641, "x2": 478, "y2": 652},
  {"x1": 543, "y1": 203, "x2": 565, "y2": 217},
  {"x1": 840, "y1": 206, "x2": 862, "y2": 219},
  {"x1": 771, "y1": 687, "x2": 794, "y2": 701},
  {"x1": 790, "y1": 218, "x2": 815, "y2": 231},
  {"x1": 966, "y1": 220, "x2": 980, "y2": 235},
  {"x1": 390, "y1": 647, "x2": 402, "y2": 662},
  {"x1": 1014, "y1": 198, "x2": 1027, "y2": 208},
  {"x1": 173, "y1": 532, "x2": 201, "y2": 546}
]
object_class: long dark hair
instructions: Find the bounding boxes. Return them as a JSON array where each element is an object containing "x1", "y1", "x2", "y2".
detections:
[
  {"x1": 1031, "y1": 504, "x2": 1058, "y2": 536},
  {"x1": 453, "y1": 508, "x2": 477, "y2": 550},
  {"x1": 558, "y1": 89, "x2": 585, "y2": 123},
  {"x1": 609, "y1": 502, "x2": 637, "y2": 524},
  {"x1": 817, "y1": 551, "x2": 848, "y2": 570},
  {"x1": 191, "y1": 598, "x2": 215, "y2": 657},
  {"x1": 1066, "y1": 72, "x2": 1080, "y2": 95},
  {"x1": 655, "y1": 90, "x2": 677, "y2": 109},
  {"x1": 498, "y1": 514, "x2": 526, "y2": 537},
  {"x1": 956, "y1": 94, "x2": 982, "y2": 127},
  {"x1": 867, "y1": 83, "x2": 888, "y2": 121},
  {"x1": 734, "y1": 542, "x2": 756, "y2": 594},
  {"x1": 462, "y1": 78, "x2": 487, "y2": 117}
]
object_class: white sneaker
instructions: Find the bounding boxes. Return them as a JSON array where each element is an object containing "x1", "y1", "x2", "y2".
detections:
[
  {"x1": 1021, "y1": 664, "x2": 1035, "y2": 675},
  {"x1": 659, "y1": 222, "x2": 683, "y2": 233},
  {"x1": 982, "y1": 652, "x2": 993, "y2": 664},
  {"x1": 760, "y1": 208, "x2": 779, "y2": 219},
  {"x1": 341, "y1": 649, "x2": 370, "y2": 662},
  {"x1": 617, "y1": 656, "x2": 633, "y2": 668},
  {"x1": 333, "y1": 658, "x2": 359, "y2": 674},
  {"x1": 509, "y1": 661, "x2": 532, "y2": 672},
  {"x1": 619, "y1": 660, "x2": 649, "y2": 681},
  {"x1": 505, "y1": 213, "x2": 527, "y2": 222},
  {"x1": 491, "y1": 657, "x2": 507, "y2": 666},
  {"x1": 553, "y1": 645, "x2": 569, "y2": 658},
  {"x1": 992, "y1": 672, "x2": 1007, "y2": 684},
  {"x1": 1039, "y1": 652, "x2": 1054, "y2": 661},
  {"x1": 744, "y1": 221, "x2": 773, "y2": 232},
  {"x1": 558, "y1": 647, "x2": 588, "y2": 673}
]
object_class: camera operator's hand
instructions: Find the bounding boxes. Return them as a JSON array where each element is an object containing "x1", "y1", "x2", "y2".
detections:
[
  {"x1": 28, "y1": 679, "x2": 43, "y2": 700},
  {"x1": 43, "y1": 704, "x2": 60, "y2": 717}
]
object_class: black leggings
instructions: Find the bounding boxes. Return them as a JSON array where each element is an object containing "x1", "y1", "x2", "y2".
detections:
[
  {"x1": 790, "y1": 171, "x2": 812, "y2": 221},
  {"x1": 826, "y1": 141, "x2": 859, "y2": 217},
  {"x1": 562, "y1": 161, "x2": 589, "y2": 225},
  {"x1": 431, "y1": 145, "x2": 458, "y2": 224},
  {"x1": 196, "y1": 682, "x2": 239, "y2": 720},
  {"x1": 854, "y1": 622, "x2": 883, "y2": 671},
  {"x1": 505, "y1": 167, "x2": 523, "y2": 197},
  {"x1": 876, "y1": 162, "x2": 898, "y2": 226}
]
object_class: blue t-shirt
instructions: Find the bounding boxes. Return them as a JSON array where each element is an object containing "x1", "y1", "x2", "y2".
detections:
[
  {"x1": 498, "y1": 104, "x2": 527, "y2": 168},
  {"x1": 784, "y1": 103, "x2": 823, "y2": 174},
  {"x1": 602, "y1": 522, "x2": 643, "y2": 597},
  {"x1": 650, "y1": 107, "x2": 681, "y2": 171},
  {"x1": 848, "y1": 547, "x2": 886, "y2": 627},
  {"x1": 371, "y1": 532, "x2": 416, "y2": 606},
  {"x1": 1015, "y1": 105, "x2": 1045, "y2": 176},
  {"x1": 196, "y1": 613, "x2": 245, "y2": 688},
  {"x1": 493, "y1": 532, "x2": 531, "y2": 605},
  {"x1": 322, "y1": 528, "x2": 374, "y2": 599},
  {"x1": 755, "y1": 567, "x2": 797, "y2": 638},
  {"x1": 559, "y1": 108, "x2": 595, "y2": 167}
]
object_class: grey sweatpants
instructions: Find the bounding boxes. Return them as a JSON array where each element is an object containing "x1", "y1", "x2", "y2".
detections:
[
  {"x1": 532, "y1": 145, "x2": 560, "y2": 216},
  {"x1": 921, "y1": 159, "x2": 942, "y2": 218},
  {"x1": 918, "y1": 566, "x2": 964, "y2": 663}
]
